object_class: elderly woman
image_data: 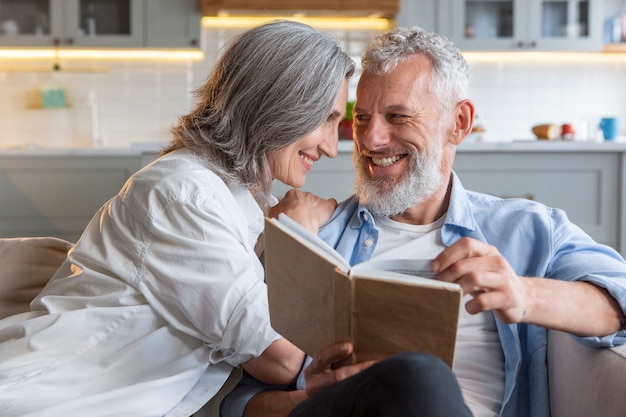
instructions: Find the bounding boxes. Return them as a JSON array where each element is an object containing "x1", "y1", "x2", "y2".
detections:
[{"x1": 0, "y1": 21, "x2": 354, "y2": 416}]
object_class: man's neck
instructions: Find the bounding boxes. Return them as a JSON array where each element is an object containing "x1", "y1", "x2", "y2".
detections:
[{"x1": 389, "y1": 181, "x2": 451, "y2": 225}]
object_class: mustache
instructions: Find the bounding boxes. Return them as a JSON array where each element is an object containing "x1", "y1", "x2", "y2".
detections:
[{"x1": 359, "y1": 147, "x2": 412, "y2": 157}]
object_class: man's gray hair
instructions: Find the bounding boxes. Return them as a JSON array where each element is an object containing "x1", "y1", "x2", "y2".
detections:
[
  {"x1": 165, "y1": 20, "x2": 355, "y2": 205},
  {"x1": 361, "y1": 26, "x2": 469, "y2": 112}
]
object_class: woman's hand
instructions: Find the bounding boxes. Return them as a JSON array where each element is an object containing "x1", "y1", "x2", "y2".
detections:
[
  {"x1": 270, "y1": 189, "x2": 337, "y2": 234},
  {"x1": 304, "y1": 342, "x2": 375, "y2": 396}
]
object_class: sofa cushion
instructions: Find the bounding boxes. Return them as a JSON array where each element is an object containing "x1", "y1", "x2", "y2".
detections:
[{"x1": 0, "y1": 237, "x2": 73, "y2": 320}]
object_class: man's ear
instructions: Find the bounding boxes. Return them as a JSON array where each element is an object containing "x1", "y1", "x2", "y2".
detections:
[{"x1": 449, "y1": 99, "x2": 475, "y2": 145}]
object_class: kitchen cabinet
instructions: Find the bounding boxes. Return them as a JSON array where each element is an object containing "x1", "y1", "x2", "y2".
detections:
[
  {"x1": 0, "y1": 154, "x2": 141, "y2": 243},
  {"x1": 453, "y1": 151, "x2": 620, "y2": 251},
  {"x1": 201, "y1": 0, "x2": 399, "y2": 18},
  {"x1": 0, "y1": 0, "x2": 201, "y2": 49},
  {"x1": 145, "y1": 0, "x2": 200, "y2": 48},
  {"x1": 396, "y1": 0, "x2": 440, "y2": 32},
  {"x1": 272, "y1": 142, "x2": 626, "y2": 255},
  {"x1": 0, "y1": 0, "x2": 144, "y2": 48},
  {"x1": 440, "y1": 0, "x2": 603, "y2": 51}
]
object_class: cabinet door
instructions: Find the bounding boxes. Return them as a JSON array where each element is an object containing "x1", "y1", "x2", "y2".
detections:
[
  {"x1": 528, "y1": 0, "x2": 602, "y2": 51},
  {"x1": 396, "y1": 0, "x2": 439, "y2": 32},
  {"x1": 448, "y1": 0, "x2": 527, "y2": 50},
  {"x1": 0, "y1": 0, "x2": 55, "y2": 46},
  {"x1": 60, "y1": 0, "x2": 143, "y2": 48},
  {"x1": 0, "y1": 155, "x2": 141, "y2": 243},
  {"x1": 144, "y1": 0, "x2": 200, "y2": 48},
  {"x1": 453, "y1": 152, "x2": 620, "y2": 252},
  {"x1": 0, "y1": 0, "x2": 143, "y2": 47},
  {"x1": 447, "y1": 0, "x2": 602, "y2": 51}
]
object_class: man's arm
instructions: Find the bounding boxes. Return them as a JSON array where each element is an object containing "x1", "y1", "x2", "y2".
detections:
[{"x1": 433, "y1": 237, "x2": 626, "y2": 337}]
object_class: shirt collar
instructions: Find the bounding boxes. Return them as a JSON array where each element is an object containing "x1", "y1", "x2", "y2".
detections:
[{"x1": 443, "y1": 171, "x2": 478, "y2": 233}]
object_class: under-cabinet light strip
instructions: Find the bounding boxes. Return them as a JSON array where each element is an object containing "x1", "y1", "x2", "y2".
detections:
[
  {"x1": 0, "y1": 49, "x2": 204, "y2": 60},
  {"x1": 202, "y1": 15, "x2": 392, "y2": 30},
  {"x1": 463, "y1": 51, "x2": 626, "y2": 63}
]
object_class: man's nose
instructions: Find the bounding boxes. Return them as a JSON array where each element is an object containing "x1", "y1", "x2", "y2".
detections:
[{"x1": 359, "y1": 117, "x2": 391, "y2": 150}]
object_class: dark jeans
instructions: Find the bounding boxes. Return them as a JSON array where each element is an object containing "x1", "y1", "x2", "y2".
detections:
[{"x1": 288, "y1": 351, "x2": 474, "y2": 417}]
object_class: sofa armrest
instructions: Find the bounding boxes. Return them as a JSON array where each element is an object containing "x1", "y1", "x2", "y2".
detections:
[
  {"x1": 548, "y1": 329, "x2": 626, "y2": 417},
  {"x1": 0, "y1": 237, "x2": 73, "y2": 320}
]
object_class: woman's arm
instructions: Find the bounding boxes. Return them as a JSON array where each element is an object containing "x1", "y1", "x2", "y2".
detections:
[{"x1": 242, "y1": 338, "x2": 305, "y2": 386}]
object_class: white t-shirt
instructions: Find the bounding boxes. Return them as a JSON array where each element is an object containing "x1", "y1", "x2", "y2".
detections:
[
  {"x1": 0, "y1": 149, "x2": 281, "y2": 417},
  {"x1": 373, "y1": 215, "x2": 505, "y2": 417}
]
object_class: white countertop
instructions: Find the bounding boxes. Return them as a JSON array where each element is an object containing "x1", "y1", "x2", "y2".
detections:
[
  {"x1": 0, "y1": 146, "x2": 139, "y2": 157},
  {"x1": 337, "y1": 139, "x2": 626, "y2": 153},
  {"x1": 2, "y1": 139, "x2": 626, "y2": 156},
  {"x1": 458, "y1": 139, "x2": 626, "y2": 152}
]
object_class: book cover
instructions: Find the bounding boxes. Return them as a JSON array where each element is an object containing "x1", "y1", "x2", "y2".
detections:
[{"x1": 264, "y1": 214, "x2": 462, "y2": 367}]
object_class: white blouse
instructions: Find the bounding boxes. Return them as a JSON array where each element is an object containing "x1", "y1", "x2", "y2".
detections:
[{"x1": 0, "y1": 149, "x2": 281, "y2": 416}]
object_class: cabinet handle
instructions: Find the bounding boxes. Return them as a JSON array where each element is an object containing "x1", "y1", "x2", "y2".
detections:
[
  {"x1": 190, "y1": 38, "x2": 198, "y2": 46},
  {"x1": 517, "y1": 40, "x2": 525, "y2": 48},
  {"x1": 66, "y1": 38, "x2": 74, "y2": 45},
  {"x1": 52, "y1": 37, "x2": 61, "y2": 46},
  {"x1": 529, "y1": 40, "x2": 537, "y2": 48}
]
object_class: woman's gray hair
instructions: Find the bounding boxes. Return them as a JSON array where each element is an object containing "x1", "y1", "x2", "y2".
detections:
[
  {"x1": 164, "y1": 20, "x2": 354, "y2": 206},
  {"x1": 361, "y1": 26, "x2": 469, "y2": 113}
]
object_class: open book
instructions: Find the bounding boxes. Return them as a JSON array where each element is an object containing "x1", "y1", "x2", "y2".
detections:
[{"x1": 264, "y1": 214, "x2": 462, "y2": 368}]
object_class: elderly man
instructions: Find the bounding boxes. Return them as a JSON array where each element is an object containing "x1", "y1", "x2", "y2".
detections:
[{"x1": 222, "y1": 26, "x2": 626, "y2": 417}]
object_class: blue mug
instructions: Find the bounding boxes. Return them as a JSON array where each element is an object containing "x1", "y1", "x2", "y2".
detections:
[{"x1": 599, "y1": 117, "x2": 619, "y2": 141}]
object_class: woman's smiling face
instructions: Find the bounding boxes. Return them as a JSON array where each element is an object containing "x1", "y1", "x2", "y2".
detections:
[{"x1": 269, "y1": 80, "x2": 349, "y2": 188}]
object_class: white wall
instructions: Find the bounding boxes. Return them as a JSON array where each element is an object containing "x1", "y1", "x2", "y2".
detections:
[
  {"x1": 0, "y1": 24, "x2": 625, "y2": 149},
  {"x1": 468, "y1": 58, "x2": 626, "y2": 141}
]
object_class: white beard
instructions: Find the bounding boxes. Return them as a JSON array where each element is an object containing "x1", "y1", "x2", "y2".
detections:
[{"x1": 353, "y1": 142, "x2": 444, "y2": 217}]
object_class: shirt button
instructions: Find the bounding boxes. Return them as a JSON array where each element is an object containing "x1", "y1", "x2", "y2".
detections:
[
  {"x1": 364, "y1": 239, "x2": 373, "y2": 247},
  {"x1": 363, "y1": 213, "x2": 369, "y2": 222}
]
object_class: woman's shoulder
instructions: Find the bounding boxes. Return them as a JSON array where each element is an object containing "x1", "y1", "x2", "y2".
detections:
[{"x1": 114, "y1": 150, "x2": 234, "y2": 219}]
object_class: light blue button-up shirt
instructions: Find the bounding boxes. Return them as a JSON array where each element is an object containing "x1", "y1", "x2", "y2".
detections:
[{"x1": 222, "y1": 172, "x2": 626, "y2": 417}]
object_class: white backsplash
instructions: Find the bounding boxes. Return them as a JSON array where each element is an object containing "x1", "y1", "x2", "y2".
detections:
[{"x1": 0, "y1": 26, "x2": 625, "y2": 149}]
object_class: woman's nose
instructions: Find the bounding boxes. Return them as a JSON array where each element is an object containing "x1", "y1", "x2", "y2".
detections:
[{"x1": 319, "y1": 130, "x2": 339, "y2": 158}]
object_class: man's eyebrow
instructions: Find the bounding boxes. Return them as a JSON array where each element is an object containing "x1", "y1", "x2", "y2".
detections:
[
  {"x1": 385, "y1": 104, "x2": 412, "y2": 112},
  {"x1": 353, "y1": 104, "x2": 411, "y2": 113}
]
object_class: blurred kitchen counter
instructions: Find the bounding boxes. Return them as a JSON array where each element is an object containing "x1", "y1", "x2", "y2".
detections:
[
  {"x1": 457, "y1": 140, "x2": 626, "y2": 152},
  {"x1": 336, "y1": 139, "x2": 626, "y2": 153},
  {"x1": 4, "y1": 139, "x2": 626, "y2": 252}
]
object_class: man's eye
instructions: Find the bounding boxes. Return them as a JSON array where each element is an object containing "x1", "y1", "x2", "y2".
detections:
[
  {"x1": 353, "y1": 115, "x2": 368, "y2": 126},
  {"x1": 389, "y1": 114, "x2": 409, "y2": 123}
]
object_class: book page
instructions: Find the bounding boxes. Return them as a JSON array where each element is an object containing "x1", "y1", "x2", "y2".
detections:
[
  {"x1": 351, "y1": 258, "x2": 460, "y2": 290},
  {"x1": 276, "y1": 213, "x2": 350, "y2": 272}
]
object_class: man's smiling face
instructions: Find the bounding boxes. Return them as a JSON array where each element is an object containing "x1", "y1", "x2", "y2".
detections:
[{"x1": 352, "y1": 54, "x2": 452, "y2": 217}]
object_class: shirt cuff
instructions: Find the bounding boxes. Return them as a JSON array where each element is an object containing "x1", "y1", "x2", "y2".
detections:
[{"x1": 219, "y1": 385, "x2": 267, "y2": 417}]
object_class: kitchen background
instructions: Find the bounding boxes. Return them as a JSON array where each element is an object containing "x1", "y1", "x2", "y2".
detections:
[{"x1": 0, "y1": 0, "x2": 625, "y2": 149}]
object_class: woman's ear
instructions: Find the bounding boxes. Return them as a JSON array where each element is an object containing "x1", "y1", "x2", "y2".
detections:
[{"x1": 449, "y1": 99, "x2": 475, "y2": 145}]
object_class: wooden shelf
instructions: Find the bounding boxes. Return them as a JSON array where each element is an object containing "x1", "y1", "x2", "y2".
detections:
[{"x1": 201, "y1": 0, "x2": 398, "y2": 18}]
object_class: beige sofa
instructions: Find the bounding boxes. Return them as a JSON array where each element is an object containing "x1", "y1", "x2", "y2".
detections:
[{"x1": 1, "y1": 237, "x2": 626, "y2": 416}]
